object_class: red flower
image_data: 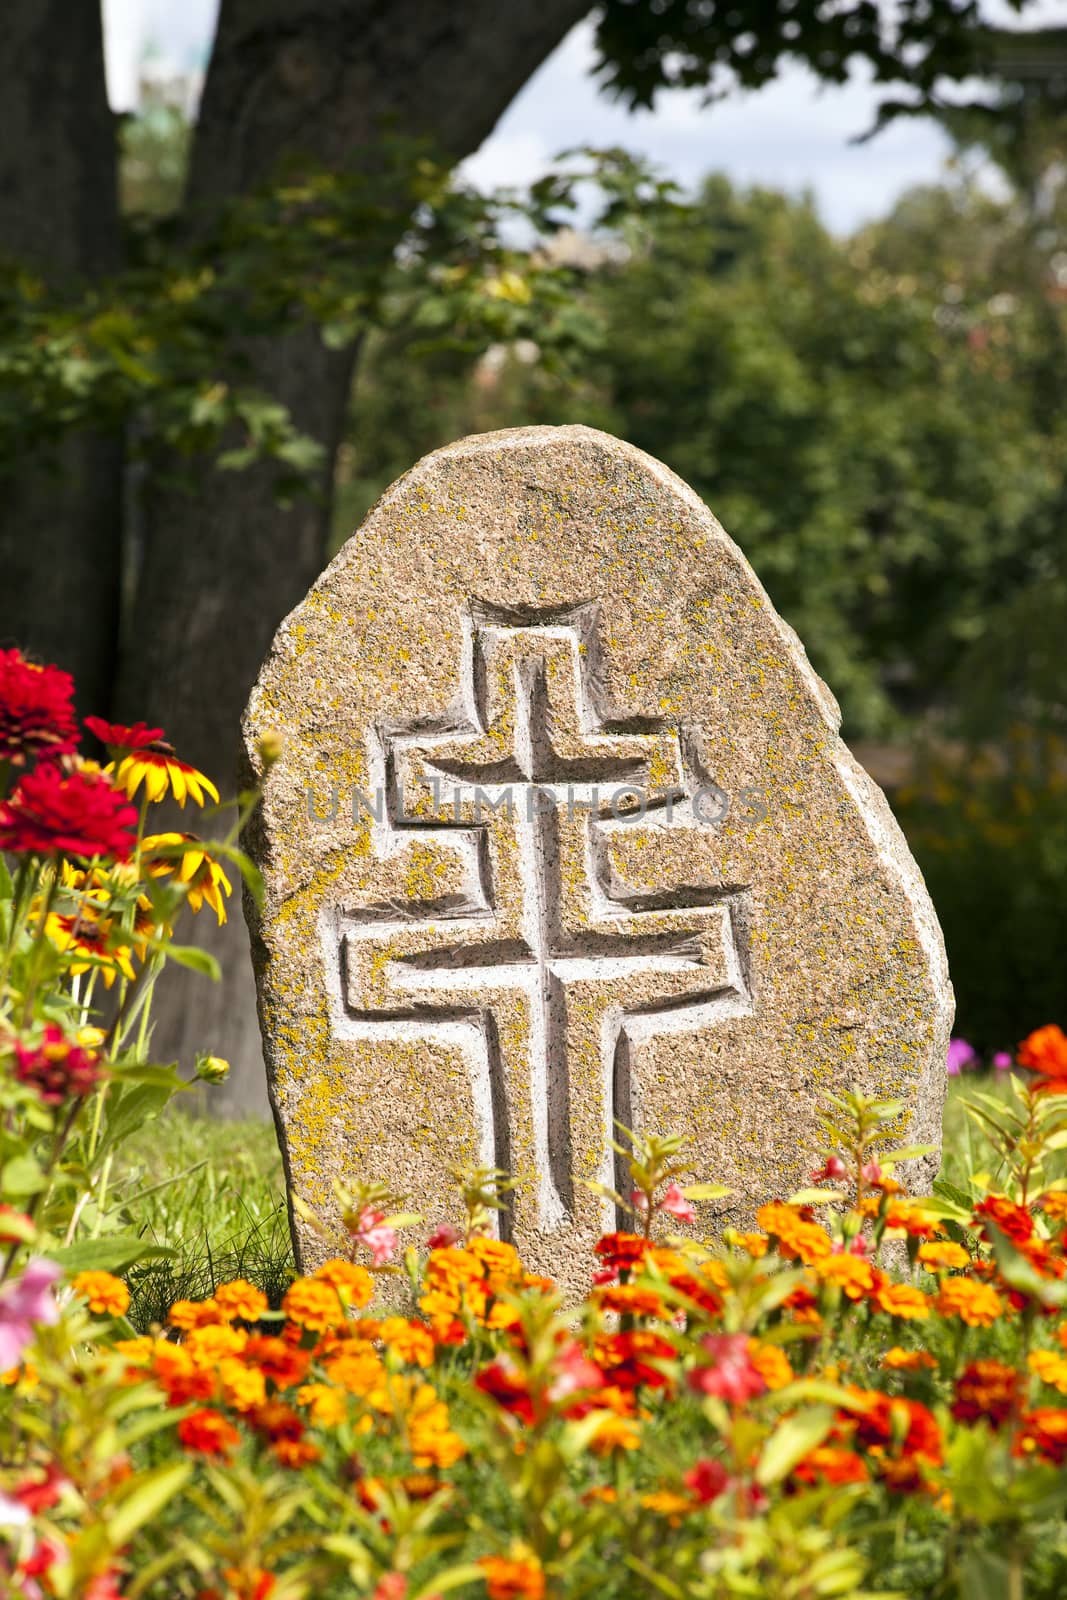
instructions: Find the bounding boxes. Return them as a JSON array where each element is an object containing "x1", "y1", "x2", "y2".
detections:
[
  {"x1": 596, "y1": 1329, "x2": 677, "y2": 1392},
  {"x1": 791, "y1": 1446, "x2": 868, "y2": 1487},
  {"x1": 476, "y1": 1356, "x2": 535, "y2": 1424},
  {"x1": 84, "y1": 718, "x2": 164, "y2": 751},
  {"x1": 594, "y1": 1232, "x2": 652, "y2": 1275},
  {"x1": 973, "y1": 1195, "x2": 1034, "y2": 1247},
  {"x1": 951, "y1": 1360, "x2": 1022, "y2": 1429},
  {"x1": 0, "y1": 649, "x2": 77, "y2": 764},
  {"x1": 687, "y1": 1333, "x2": 766, "y2": 1405},
  {"x1": 178, "y1": 1409, "x2": 240, "y2": 1457},
  {"x1": 14, "y1": 1024, "x2": 102, "y2": 1104},
  {"x1": 12, "y1": 1462, "x2": 68, "y2": 1514},
  {"x1": 684, "y1": 1457, "x2": 730, "y2": 1502},
  {"x1": 241, "y1": 1336, "x2": 310, "y2": 1389},
  {"x1": 852, "y1": 1393, "x2": 942, "y2": 1477},
  {"x1": 0, "y1": 762, "x2": 137, "y2": 859}
]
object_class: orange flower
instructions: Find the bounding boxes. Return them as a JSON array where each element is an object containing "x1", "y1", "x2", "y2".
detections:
[
  {"x1": 71, "y1": 1271, "x2": 129, "y2": 1317},
  {"x1": 1039, "y1": 1192, "x2": 1067, "y2": 1223},
  {"x1": 756, "y1": 1202, "x2": 833, "y2": 1266},
  {"x1": 937, "y1": 1278, "x2": 1004, "y2": 1327},
  {"x1": 152, "y1": 1341, "x2": 215, "y2": 1405},
  {"x1": 378, "y1": 1316, "x2": 436, "y2": 1368},
  {"x1": 917, "y1": 1241, "x2": 971, "y2": 1273},
  {"x1": 594, "y1": 1283, "x2": 669, "y2": 1319},
  {"x1": 1029, "y1": 1349, "x2": 1067, "y2": 1394},
  {"x1": 314, "y1": 1258, "x2": 375, "y2": 1308},
  {"x1": 588, "y1": 1413, "x2": 641, "y2": 1455},
  {"x1": 218, "y1": 1358, "x2": 266, "y2": 1413},
  {"x1": 812, "y1": 1253, "x2": 876, "y2": 1300},
  {"x1": 881, "y1": 1347, "x2": 937, "y2": 1371},
  {"x1": 1017, "y1": 1025, "x2": 1067, "y2": 1092},
  {"x1": 296, "y1": 1382, "x2": 347, "y2": 1427},
  {"x1": 952, "y1": 1360, "x2": 1021, "y2": 1428},
  {"x1": 184, "y1": 1324, "x2": 248, "y2": 1366},
  {"x1": 792, "y1": 1445, "x2": 868, "y2": 1486},
  {"x1": 282, "y1": 1277, "x2": 347, "y2": 1331},
  {"x1": 477, "y1": 1554, "x2": 545, "y2": 1600},
  {"x1": 747, "y1": 1339, "x2": 794, "y2": 1390},
  {"x1": 874, "y1": 1282, "x2": 930, "y2": 1320},
  {"x1": 214, "y1": 1280, "x2": 269, "y2": 1323},
  {"x1": 178, "y1": 1408, "x2": 240, "y2": 1457},
  {"x1": 242, "y1": 1336, "x2": 311, "y2": 1389},
  {"x1": 973, "y1": 1195, "x2": 1034, "y2": 1247},
  {"x1": 169, "y1": 1298, "x2": 225, "y2": 1330},
  {"x1": 219, "y1": 1570, "x2": 275, "y2": 1600}
]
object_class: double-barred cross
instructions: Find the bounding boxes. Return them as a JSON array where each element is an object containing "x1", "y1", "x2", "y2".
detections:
[{"x1": 327, "y1": 603, "x2": 751, "y2": 1234}]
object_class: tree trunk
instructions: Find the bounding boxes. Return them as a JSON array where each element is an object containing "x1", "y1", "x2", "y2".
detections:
[
  {"x1": 0, "y1": 1, "x2": 122, "y2": 719},
  {"x1": 122, "y1": 0, "x2": 590, "y2": 1114}
]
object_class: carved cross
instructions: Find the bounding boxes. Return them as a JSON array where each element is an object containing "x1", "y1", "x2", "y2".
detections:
[{"x1": 326, "y1": 603, "x2": 751, "y2": 1234}]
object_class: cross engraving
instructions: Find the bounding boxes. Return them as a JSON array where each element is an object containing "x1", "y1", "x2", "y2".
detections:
[{"x1": 324, "y1": 602, "x2": 752, "y2": 1235}]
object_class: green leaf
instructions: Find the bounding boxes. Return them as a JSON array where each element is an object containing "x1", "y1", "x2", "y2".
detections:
[
  {"x1": 681, "y1": 1182, "x2": 732, "y2": 1200},
  {"x1": 756, "y1": 1405, "x2": 835, "y2": 1486},
  {"x1": 106, "y1": 1460, "x2": 192, "y2": 1549},
  {"x1": 165, "y1": 943, "x2": 221, "y2": 980},
  {"x1": 2, "y1": 1153, "x2": 47, "y2": 1196},
  {"x1": 960, "y1": 1548, "x2": 1013, "y2": 1600},
  {"x1": 49, "y1": 1236, "x2": 176, "y2": 1273},
  {"x1": 787, "y1": 1188, "x2": 848, "y2": 1206}
]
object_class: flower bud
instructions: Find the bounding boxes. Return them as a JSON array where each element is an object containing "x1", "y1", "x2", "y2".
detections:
[
  {"x1": 257, "y1": 729, "x2": 284, "y2": 770},
  {"x1": 195, "y1": 1053, "x2": 230, "y2": 1084}
]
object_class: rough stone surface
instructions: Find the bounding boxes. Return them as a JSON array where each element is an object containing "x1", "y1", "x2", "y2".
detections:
[{"x1": 242, "y1": 425, "x2": 953, "y2": 1291}]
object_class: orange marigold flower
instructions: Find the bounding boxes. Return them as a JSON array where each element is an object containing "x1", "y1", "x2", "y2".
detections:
[
  {"x1": 973, "y1": 1195, "x2": 1034, "y2": 1247},
  {"x1": 274, "y1": 1436, "x2": 320, "y2": 1468},
  {"x1": 812, "y1": 1253, "x2": 876, "y2": 1300},
  {"x1": 853, "y1": 1392, "x2": 942, "y2": 1473},
  {"x1": 756, "y1": 1202, "x2": 833, "y2": 1266},
  {"x1": 168, "y1": 1297, "x2": 225, "y2": 1330},
  {"x1": 214, "y1": 1280, "x2": 269, "y2": 1323},
  {"x1": 937, "y1": 1278, "x2": 1004, "y2": 1327},
  {"x1": 732, "y1": 1231, "x2": 770, "y2": 1258},
  {"x1": 638, "y1": 1490, "x2": 693, "y2": 1521},
  {"x1": 883, "y1": 1203, "x2": 941, "y2": 1239},
  {"x1": 184, "y1": 1324, "x2": 248, "y2": 1366},
  {"x1": 1039, "y1": 1192, "x2": 1067, "y2": 1222},
  {"x1": 477, "y1": 1554, "x2": 545, "y2": 1600},
  {"x1": 242, "y1": 1335, "x2": 310, "y2": 1389},
  {"x1": 296, "y1": 1382, "x2": 347, "y2": 1427},
  {"x1": 1029, "y1": 1349, "x2": 1067, "y2": 1394},
  {"x1": 952, "y1": 1360, "x2": 1021, "y2": 1428},
  {"x1": 324, "y1": 1346, "x2": 387, "y2": 1396},
  {"x1": 378, "y1": 1316, "x2": 436, "y2": 1368},
  {"x1": 874, "y1": 1282, "x2": 931, "y2": 1320},
  {"x1": 595, "y1": 1284, "x2": 669, "y2": 1319},
  {"x1": 747, "y1": 1339, "x2": 794, "y2": 1391},
  {"x1": 283, "y1": 1277, "x2": 347, "y2": 1331},
  {"x1": 178, "y1": 1408, "x2": 240, "y2": 1457},
  {"x1": 152, "y1": 1341, "x2": 214, "y2": 1405},
  {"x1": 407, "y1": 1384, "x2": 467, "y2": 1469},
  {"x1": 314, "y1": 1258, "x2": 375, "y2": 1307},
  {"x1": 219, "y1": 1570, "x2": 275, "y2": 1600},
  {"x1": 588, "y1": 1413, "x2": 641, "y2": 1455},
  {"x1": 1013, "y1": 1407, "x2": 1067, "y2": 1465},
  {"x1": 917, "y1": 1241, "x2": 971, "y2": 1273},
  {"x1": 791, "y1": 1445, "x2": 868, "y2": 1486},
  {"x1": 1017, "y1": 1025, "x2": 1067, "y2": 1093},
  {"x1": 467, "y1": 1236, "x2": 522, "y2": 1276},
  {"x1": 218, "y1": 1357, "x2": 266, "y2": 1413},
  {"x1": 71, "y1": 1271, "x2": 129, "y2": 1317},
  {"x1": 882, "y1": 1347, "x2": 937, "y2": 1372}
]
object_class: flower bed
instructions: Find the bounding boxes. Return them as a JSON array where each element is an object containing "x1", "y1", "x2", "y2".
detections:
[{"x1": 3, "y1": 647, "x2": 1067, "y2": 1598}]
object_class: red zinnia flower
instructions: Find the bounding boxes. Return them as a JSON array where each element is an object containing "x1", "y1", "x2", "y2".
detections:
[
  {"x1": 684, "y1": 1456, "x2": 730, "y2": 1502},
  {"x1": 973, "y1": 1195, "x2": 1034, "y2": 1247},
  {"x1": 0, "y1": 762, "x2": 137, "y2": 859},
  {"x1": 14, "y1": 1024, "x2": 102, "y2": 1104},
  {"x1": 0, "y1": 649, "x2": 77, "y2": 764}
]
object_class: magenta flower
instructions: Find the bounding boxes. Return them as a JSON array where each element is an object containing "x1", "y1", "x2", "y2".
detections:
[
  {"x1": 993, "y1": 1051, "x2": 1013, "y2": 1073},
  {"x1": 0, "y1": 1259, "x2": 61, "y2": 1370},
  {"x1": 946, "y1": 1038, "x2": 977, "y2": 1076},
  {"x1": 425, "y1": 1222, "x2": 460, "y2": 1250}
]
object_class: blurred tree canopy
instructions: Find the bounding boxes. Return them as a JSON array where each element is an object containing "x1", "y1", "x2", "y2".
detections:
[{"x1": 1, "y1": 0, "x2": 1063, "y2": 1099}]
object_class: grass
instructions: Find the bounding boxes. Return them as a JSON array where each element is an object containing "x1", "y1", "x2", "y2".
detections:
[
  {"x1": 116, "y1": 1112, "x2": 293, "y2": 1330},
  {"x1": 113, "y1": 1071, "x2": 1039, "y2": 1329}
]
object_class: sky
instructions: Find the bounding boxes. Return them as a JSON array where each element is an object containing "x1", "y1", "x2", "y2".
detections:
[{"x1": 101, "y1": 0, "x2": 1063, "y2": 235}]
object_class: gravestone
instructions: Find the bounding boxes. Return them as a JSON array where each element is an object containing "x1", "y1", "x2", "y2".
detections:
[{"x1": 242, "y1": 425, "x2": 952, "y2": 1289}]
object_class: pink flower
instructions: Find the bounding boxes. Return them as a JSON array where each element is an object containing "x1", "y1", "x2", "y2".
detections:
[
  {"x1": 993, "y1": 1051, "x2": 1013, "y2": 1073},
  {"x1": 811, "y1": 1155, "x2": 847, "y2": 1182},
  {"x1": 425, "y1": 1222, "x2": 460, "y2": 1250},
  {"x1": 861, "y1": 1161, "x2": 883, "y2": 1185},
  {"x1": 371, "y1": 1577, "x2": 407, "y2": 1600},
  {"x1": 687, "y1": 1332, "x2": 767, "y2": 1405},
  {"x1": 631, "y1": 1189, "x2": 650, "y2": 1213},
  {"x1": 660, "y1": 1183, "x2": 696, "y2": 1224},
  {"x1": 0, "y1": 1259, "x2": 61, "y2": 1370},
  {"x1": 548, "y1": 1341, "x2": 605, "y2": 1405},
  {"x1": 684, "y1": 1457, "x2": 730, "y2": 1503},
  {"x1": 354, "y1": 1208, "x2": 397, "y2": 1266}
]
